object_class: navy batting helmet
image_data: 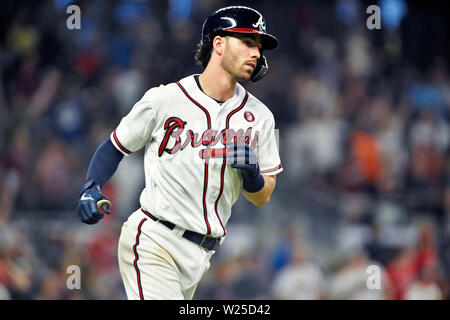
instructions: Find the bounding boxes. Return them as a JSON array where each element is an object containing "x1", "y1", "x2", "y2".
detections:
[{"x1": 200, "y1": 6, "x2": 278, "y2": 82}]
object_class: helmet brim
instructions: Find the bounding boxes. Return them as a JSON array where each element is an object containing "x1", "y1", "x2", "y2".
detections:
[{"x1": 222, "y1": 28, "x2": 278, "y2": 50}]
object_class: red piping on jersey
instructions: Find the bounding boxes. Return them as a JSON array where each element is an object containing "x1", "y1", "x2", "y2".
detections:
[
  {"x1": 214, "y1": 91, "x2": 249, "y2": 237},
  {"x1": 141, "y1": 208, "x2": 158, "y2": 221},
  {"x1": 261, "y1": 164, "x2": 283, "y2": 174},
  {"x1": 133, "y1": 218, "x2": 147, "y2": 300},
  {"x1": 113, "y1": 130, "x2": 132, "y2": 154},
  {"x1": 176, "y1": 82, "x2": 211, "y2": 128},
  {"x1": 176, "y1": 81, "x2": 212, "y2": 235}
]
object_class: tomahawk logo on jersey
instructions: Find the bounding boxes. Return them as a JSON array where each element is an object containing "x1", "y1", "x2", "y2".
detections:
[{"x1": 110, "y1": 75, "x2": 282, "y2": 239}]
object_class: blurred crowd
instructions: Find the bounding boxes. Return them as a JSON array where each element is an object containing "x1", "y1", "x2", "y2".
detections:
[{"x1": 0, "y1": 0, "x2": 449, "y2": 299}]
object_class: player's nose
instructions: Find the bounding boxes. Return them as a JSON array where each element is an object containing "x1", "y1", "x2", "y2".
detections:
[{"x1": 250, "y1": 47, "x2": 261, "y2": 60}]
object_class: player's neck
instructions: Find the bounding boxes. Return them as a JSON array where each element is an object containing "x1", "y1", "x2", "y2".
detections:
[{"x1": 199, "y1": 66, "x2": 236, "y2": 102}]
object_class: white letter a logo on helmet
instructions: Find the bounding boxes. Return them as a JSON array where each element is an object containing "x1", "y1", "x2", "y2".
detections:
[{"x1": 252, "y1": 16, "x2": 265, "y2": 31}]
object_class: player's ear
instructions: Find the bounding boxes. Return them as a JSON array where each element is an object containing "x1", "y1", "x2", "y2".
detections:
[{"x1": 212, "y1": 35, "x2": 226, "y2": 56}]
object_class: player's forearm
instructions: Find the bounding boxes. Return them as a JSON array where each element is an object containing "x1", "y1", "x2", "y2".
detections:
[
  {"x1": 243, "y1": 175, "x2": 276, "y2": 207},
  {"x1": 85, "y1": 138, "x2": 124, "y2": 189}
]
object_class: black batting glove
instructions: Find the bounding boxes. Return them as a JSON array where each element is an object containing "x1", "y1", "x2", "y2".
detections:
[
  {"x1": 226, "y1": 143, "x2": 265, "y2": 193},
  {"x1": 76, "y1": 180, "x2": 111, "y2": 224}
]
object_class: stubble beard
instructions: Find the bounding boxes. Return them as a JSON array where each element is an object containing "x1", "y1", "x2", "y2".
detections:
[{"x1": 221, "y1": 48, "x2": 252, "y2": 83}]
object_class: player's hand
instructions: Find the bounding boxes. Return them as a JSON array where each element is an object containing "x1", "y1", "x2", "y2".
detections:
[
  {"x1": 226, "y1": 142, "x2": 258, "y2": 175},
  {"x1": 76, "y1": 180, "x2": 111, "y2": 224},
  {"x1": 226, "y1": 143, "x2": 265, "y2": 193}
]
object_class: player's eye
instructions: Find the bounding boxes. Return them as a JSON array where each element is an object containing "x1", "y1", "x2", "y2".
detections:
[
  {"x1": 244, "y1": 39, "x2": 261, "y2": 50},
  {"x1": 245, "y1": 40, "x2": 256, "y2": 47}
]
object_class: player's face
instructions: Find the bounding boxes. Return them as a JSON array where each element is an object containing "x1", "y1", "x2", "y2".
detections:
[{"x1": 221, "y1": 34, "x2": 262, "y2": 82}]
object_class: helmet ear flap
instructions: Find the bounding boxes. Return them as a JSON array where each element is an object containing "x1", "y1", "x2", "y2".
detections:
[{"x1": 251, "y1": 55, "x2": 268, "y2": 82}]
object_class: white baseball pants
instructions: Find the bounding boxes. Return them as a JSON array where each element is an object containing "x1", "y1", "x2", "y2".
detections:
[{"x1": 117, "y1": 209, "x2": 215, "y2": 300}]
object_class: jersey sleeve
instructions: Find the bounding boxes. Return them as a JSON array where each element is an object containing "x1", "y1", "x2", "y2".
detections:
[
  {"x1": 110, "y1": 89, "x2": 157, "y2": 155},
  {"x1": 257, "y1": 114, "x2": 283, "y2": 175}
]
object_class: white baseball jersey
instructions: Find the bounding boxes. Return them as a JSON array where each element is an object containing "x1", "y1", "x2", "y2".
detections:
[{"x1": 111, "y1": 74, "x2": 283, "y2": 238}]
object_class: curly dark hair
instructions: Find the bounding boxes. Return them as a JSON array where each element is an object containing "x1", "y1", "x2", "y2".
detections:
[
  {"x1": 194, "y1": 31, "x2": 228, "y2": 69},
  {"x1": 194, "y1": 38, "x2": 213, "y2": 69}
]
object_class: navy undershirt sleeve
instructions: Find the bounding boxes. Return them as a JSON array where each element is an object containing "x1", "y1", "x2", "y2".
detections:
[{"x1": 86, "y1": 138, "x2": 124, "y2": 189}]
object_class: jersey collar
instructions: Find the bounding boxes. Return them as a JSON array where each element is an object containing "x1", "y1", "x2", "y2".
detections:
[{"x1": 179, "y1": 75, "x2": 246, "y2": 111}]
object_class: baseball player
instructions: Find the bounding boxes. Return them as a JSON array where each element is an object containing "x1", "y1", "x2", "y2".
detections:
[{"x1": 76, "y1": 6, "x2": 283, "y2": 300}]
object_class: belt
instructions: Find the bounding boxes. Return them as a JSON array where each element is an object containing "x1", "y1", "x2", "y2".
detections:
[{"x1": 141, "y1": 209, "x2": 221, "y2": 251}]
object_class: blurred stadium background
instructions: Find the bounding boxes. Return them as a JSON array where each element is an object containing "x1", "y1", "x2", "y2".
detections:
[{"x1": 0, "y1": 0, "x2": 449, "y2": 300}]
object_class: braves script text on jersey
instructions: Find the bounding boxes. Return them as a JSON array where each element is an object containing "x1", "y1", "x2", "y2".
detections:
[{"x1": 111, "y1": 75, "x2": 283, "y2": 238}]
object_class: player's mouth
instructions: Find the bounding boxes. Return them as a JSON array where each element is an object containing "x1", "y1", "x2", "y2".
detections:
[{"x1": 245, "y1": 61, "x2": 256, "y2": 70}]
